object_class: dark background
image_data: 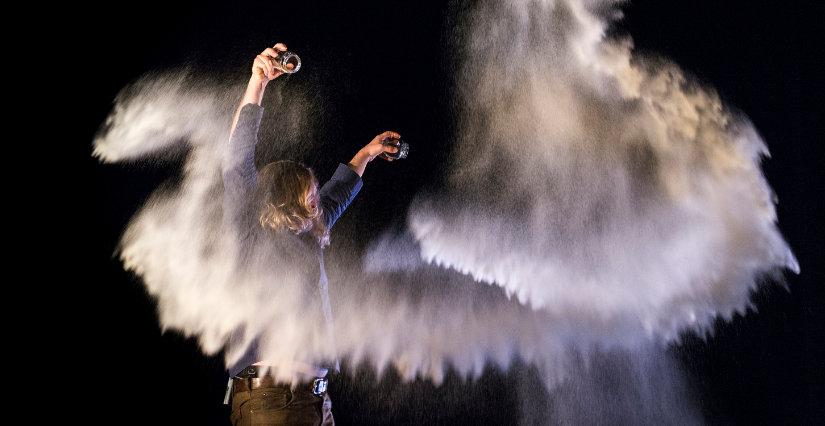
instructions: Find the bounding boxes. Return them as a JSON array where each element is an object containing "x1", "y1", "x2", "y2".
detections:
[{"x1": 78, "y1": 0, "x2": 822, "y2": 424}]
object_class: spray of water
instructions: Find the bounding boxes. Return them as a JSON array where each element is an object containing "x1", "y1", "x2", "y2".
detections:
[
  {"x1": 407, "y1": 0, "x2": 798, "y2": 344},
  {"x1": 95, "y1": 0, "x2": 796, "y2": 421}
]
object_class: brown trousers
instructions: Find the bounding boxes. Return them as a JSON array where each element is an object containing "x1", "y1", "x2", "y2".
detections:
[{"x1": 230, "y1": 383, "x2": 334, "y2": 426}]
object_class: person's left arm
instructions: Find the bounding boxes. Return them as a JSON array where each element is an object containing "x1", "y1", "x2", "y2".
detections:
[{"x1": 223, "y1": 43, "x2": 291, "y2": 235}]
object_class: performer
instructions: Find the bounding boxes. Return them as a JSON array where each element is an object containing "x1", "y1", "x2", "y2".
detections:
[{"x1": 222, "y1": 42, "x2": 401, "y2": 425}]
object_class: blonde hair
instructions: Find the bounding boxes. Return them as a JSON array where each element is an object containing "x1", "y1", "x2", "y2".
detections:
[{"x1": 257, "y1": 160, "x2": 329, "y2": 247}]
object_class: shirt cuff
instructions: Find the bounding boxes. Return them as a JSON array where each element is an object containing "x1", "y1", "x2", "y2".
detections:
[
  {"x1": 239, "y1": 103, "x2": 264, "y2": 122},
  {"x1": 333, "y1": 163, "x2": 363, "y2": 187}
]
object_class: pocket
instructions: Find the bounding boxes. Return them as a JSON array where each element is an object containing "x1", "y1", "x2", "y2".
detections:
[
  {"x1": 248, "y1": 388, "x2": 295, "y2": 425},
  {"x1": 250, "y1": 387, "x2": 293, "y2": 412}
]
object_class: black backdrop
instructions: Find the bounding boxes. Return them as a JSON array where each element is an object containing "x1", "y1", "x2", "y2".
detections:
[{"x1": 80, "y1": 1, "x2": 822, "y2": 424}]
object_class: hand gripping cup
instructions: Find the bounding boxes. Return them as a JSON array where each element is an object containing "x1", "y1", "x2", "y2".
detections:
[
  {"x1": 380, "y1": 137, "x2": 409, "y2": 160},
  {"x1": 273, "y1": 51, "x2": 302, "y2": 74}
]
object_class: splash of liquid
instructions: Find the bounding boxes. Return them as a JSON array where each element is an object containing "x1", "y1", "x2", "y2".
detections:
[
  {"x1": 406, "y1": 0, "x2": 798, "y2": 342},
  {"x1": 95, "y1": 0, "x2": 796, "y2": 421}
]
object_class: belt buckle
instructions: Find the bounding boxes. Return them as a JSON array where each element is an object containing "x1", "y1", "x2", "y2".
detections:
[{"x1": 312, "y1": 378, "x2": 328, "y2": 395}]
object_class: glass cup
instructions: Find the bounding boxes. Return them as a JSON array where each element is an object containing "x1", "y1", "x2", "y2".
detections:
[
  {"x1": 380, "y1": 137, "x2": 409, "y2": 160},
  {"x1": 273, "y1": 51, "x2": 302, "y2": 74}
]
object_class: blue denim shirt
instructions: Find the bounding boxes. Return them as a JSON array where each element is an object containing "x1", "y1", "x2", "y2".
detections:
[{"x1": 222, "y1": 104, "x2": 362, "y2": 376}]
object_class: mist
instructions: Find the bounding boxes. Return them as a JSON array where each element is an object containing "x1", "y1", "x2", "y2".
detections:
[{"x1": 94, "y1": 0, "x2": 797, "y2": 423}]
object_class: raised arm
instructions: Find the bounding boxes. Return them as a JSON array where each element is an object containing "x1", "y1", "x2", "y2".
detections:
[
  {"x1": 346, "y1": 131, "x2": 402, "y2": 177},
  {"x1": 319, "y1": 164, "x2": 364, "y2": 229},
  {"x1": 319, "y1": 131, "x2": 402, "y2": 229},
  {"x1": 223, "y1": 43, "x2": 292, "y2": 234},
  {"x1": 229, "y1": 43, "x2": 291, "y2": 138}
]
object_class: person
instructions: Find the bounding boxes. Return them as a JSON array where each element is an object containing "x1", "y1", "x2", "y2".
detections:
[{"x1": 221, "y1": 42, "x2": 401, "y2": 425}]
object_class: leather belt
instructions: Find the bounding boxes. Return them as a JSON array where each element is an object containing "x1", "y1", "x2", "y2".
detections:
[
  {"x1": 232, "y1": 375, "x2": 328, "y2": 394},
  {"x1": 225, "y1": 365, "x2": 328, "y2": 404}
]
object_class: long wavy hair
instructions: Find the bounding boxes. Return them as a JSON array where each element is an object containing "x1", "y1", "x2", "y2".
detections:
[{"x1": 256, "y1": 160, "x2": 329, "y2": 247}]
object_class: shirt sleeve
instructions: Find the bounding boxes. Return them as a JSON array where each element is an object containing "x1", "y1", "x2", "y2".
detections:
[
  {"x1": 222, "y1": 104, "x2": 264, "y2": 234},
  {"x1": 319, "y1": 163, "x2": 364, "y2": 230}
]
